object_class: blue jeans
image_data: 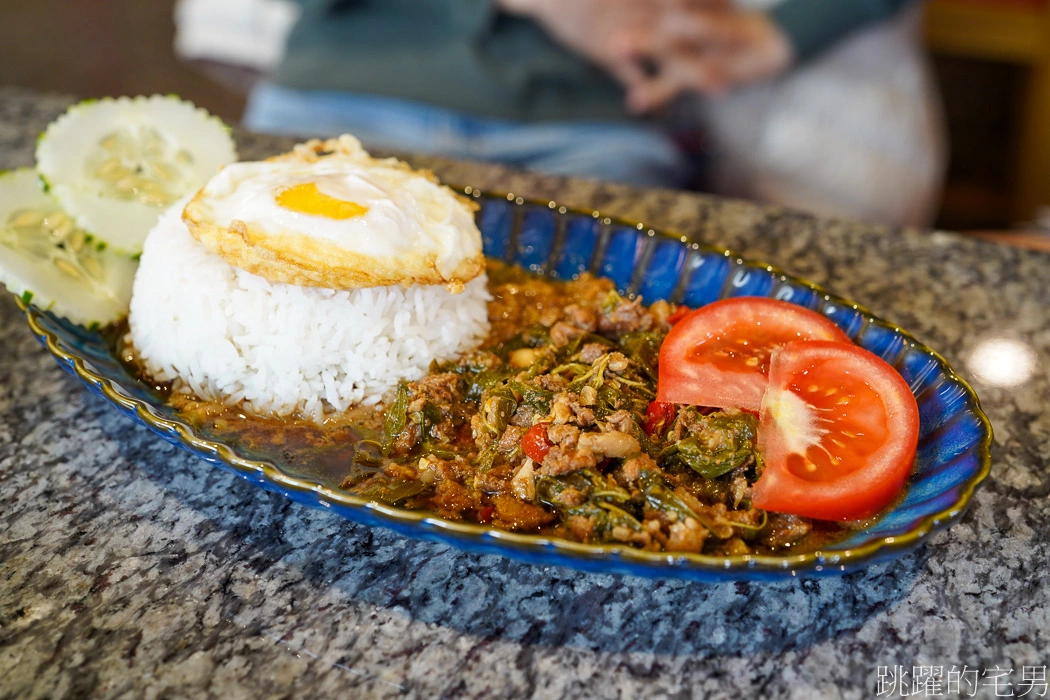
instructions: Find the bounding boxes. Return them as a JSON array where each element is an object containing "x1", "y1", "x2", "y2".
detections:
[{"x1": 243, "y1": 83, "x2": 692, "y2": 189}]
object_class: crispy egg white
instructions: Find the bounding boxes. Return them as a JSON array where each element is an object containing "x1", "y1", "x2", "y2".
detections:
[{"x1": 182, "y1": 136, "x2": 484, "y2": 291}]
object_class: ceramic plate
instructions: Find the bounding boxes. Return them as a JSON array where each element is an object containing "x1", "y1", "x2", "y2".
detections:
[{"x1": 20, "y1": 191, "x2": 993, "y2": 581}]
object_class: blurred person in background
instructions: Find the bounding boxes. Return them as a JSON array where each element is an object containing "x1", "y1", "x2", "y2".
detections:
[{"x1": 192, "y1": 0, "x2": 943, "y2": 226}]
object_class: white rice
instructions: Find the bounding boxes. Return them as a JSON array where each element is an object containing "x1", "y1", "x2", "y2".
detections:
[{"x1": 127, "y1": 198, "x2": 490, "y2": 422}]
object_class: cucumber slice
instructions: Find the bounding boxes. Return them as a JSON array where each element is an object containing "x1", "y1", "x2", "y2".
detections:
[
  {"x1": 35, "y1": 95, "x2": 237, "y2": 254},
  {"x1": 0, "y1": 169, "x2": 136, "y2": 328}
]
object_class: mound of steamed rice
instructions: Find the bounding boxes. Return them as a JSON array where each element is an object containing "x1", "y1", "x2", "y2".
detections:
[{"x1": 127, "y1": 198, "x2": 490, "y2": 421}]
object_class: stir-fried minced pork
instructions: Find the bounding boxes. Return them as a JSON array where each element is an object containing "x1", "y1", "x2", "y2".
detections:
[{"x1": 341, "y1": 262, "x2": 848, "y2": 555}]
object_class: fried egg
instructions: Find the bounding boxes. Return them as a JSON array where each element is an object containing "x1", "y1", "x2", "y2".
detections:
[{"x1": 182, "y1": 136, "x2": 484, "y2": 292}]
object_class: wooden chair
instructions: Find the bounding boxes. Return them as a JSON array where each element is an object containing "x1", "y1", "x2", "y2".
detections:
[{"x1": 925, "y1": 0, "x2": 1050, "y2": 222}]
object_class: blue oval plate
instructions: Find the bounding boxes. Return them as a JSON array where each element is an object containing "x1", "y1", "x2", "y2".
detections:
[{"x1": 20, "y1": 191, "x2": 992, "y2": 582}]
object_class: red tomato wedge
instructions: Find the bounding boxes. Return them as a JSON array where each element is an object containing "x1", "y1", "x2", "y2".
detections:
[
  {"x1": 656, "y1": 297, "x2": 850, "y2": 411},
  {"x1": 751, "y1": 340, "x2": 920, "y2": 521}
]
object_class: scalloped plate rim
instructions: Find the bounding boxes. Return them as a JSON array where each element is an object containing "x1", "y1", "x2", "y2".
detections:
[{"x1": 16, "y1": 189, "x2": 994, "y2": 581}]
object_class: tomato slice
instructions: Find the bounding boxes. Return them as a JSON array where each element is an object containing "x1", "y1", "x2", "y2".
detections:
[
  {"x1": 656, "y1": 297, "x2": 850, "y2": 411},
  {"x1": 667, "y1": 306, "x2": 692, "y2": 325},
  {"x1": 751, "y1": 340, "x2": 920, "y2": 521}
]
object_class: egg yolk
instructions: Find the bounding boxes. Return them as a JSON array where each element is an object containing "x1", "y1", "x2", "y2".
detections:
[{"x1": 275, "y1": 182, "x2": 368, "y2": 219}]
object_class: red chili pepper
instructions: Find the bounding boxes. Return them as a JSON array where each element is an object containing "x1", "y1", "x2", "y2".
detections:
[
  {"x1": 644, "y1": 401, "x2": 676, "y2": 437},
  {"x1": 521, "y1": 423, "x2": 553, "y2": 463},
  {"x1": 478, "y1": 506, "x2": 494, "y2": 524}
]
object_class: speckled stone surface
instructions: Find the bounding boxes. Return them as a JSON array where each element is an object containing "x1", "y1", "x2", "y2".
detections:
[{"x1": 1, "y1": 87, "x2": 1048, "y2": 699}]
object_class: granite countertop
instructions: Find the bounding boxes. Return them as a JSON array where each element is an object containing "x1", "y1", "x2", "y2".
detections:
[{"x1": 1, "y1": 87, "x2": 1048, "y2": 699}]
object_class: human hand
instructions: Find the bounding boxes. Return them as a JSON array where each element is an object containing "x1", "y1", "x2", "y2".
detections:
[
  {"x1": 613, "y1": 7, "x2": 794, "y2": 113},
  {"x1": 496, "y1": 0, "x2": 666, "y2": 87}
]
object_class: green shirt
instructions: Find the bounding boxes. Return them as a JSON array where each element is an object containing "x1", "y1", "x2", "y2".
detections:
[{"x1": 274, "y1": 0, "x2": 918, "y2": 123}]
